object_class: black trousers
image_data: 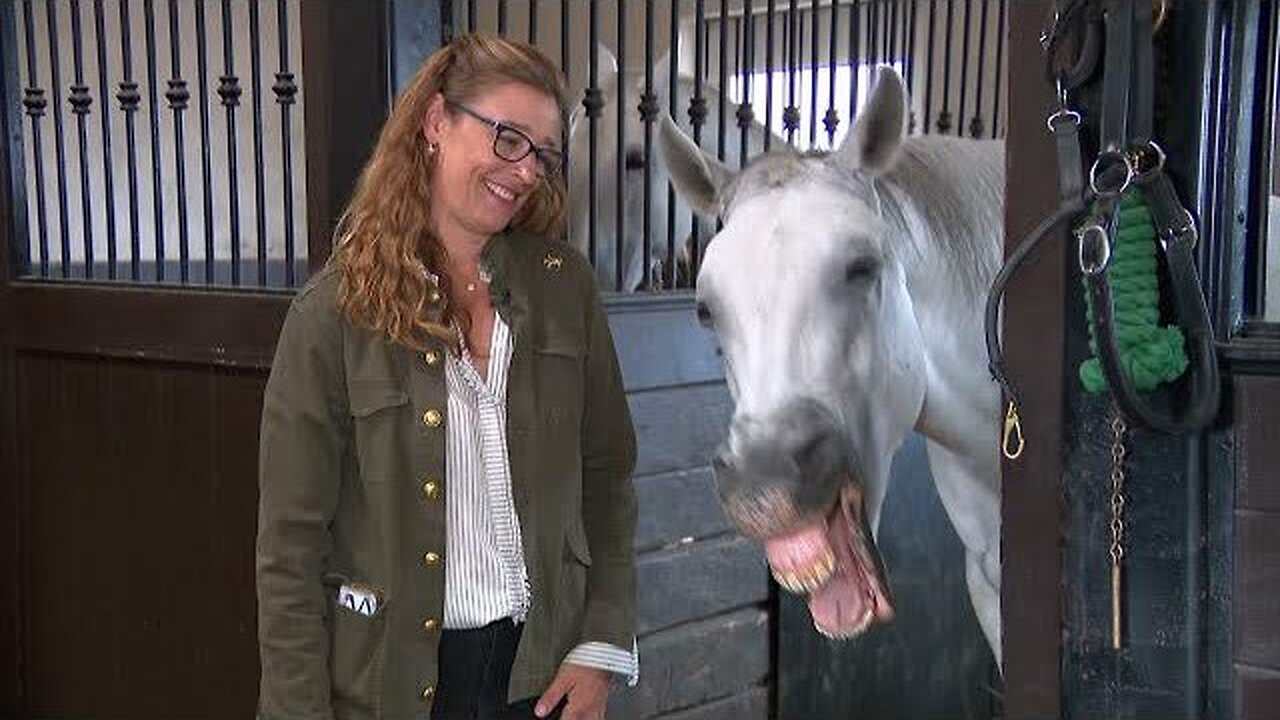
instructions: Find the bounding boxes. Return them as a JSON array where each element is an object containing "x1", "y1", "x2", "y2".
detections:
[{"x1": 430, "y1": 619, "x2": 564, "y2": 720}]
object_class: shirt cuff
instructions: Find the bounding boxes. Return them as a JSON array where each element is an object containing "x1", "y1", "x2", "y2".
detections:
[{"x1": 563, "y1": 639, "x2": 640, "y2": 687}]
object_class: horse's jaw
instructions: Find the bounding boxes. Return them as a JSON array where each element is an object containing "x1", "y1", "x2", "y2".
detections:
[{"x1": 764, "y1": 481, "x2": 896, "y2": 638}]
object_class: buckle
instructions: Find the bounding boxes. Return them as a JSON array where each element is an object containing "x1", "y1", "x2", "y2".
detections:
[{"x1": 1077, "y1": 220, "x2": 1113, "y2": 276}]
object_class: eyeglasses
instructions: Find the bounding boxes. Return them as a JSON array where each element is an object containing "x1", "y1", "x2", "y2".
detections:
[{"x1": 445, "y1": 99, "x2": 564, "y2": 178}]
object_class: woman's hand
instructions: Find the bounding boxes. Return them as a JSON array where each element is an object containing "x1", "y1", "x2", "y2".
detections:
[{"x1": 535, "y1": 662, "x2": 610, "y2": 720}]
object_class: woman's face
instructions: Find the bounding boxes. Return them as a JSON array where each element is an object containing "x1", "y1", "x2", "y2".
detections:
[{"x1": 424, "y1": 82, "x2": 562, "y2": 243}]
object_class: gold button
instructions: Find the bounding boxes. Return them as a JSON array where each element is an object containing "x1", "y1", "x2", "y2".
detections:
[
  {"x1": 428, "y1": 289, "x2": 442, "y2": 304},
  {"x1": 424, "y1": 350, "x2": 441, "y2": 366},
  {"x1": 423, "y1": 551, "x2": 441, "y2": 567},
  {"x1": 421, "y1": 685, "x2": 435, "y2": 701},
  {"x1": 422, "y1": 617, "x2": 439, "y2": 632},
  {"x1": 421, "y1": 480, "x2": 440, "y2": 500},
  {"x1": 422, "y1": 409, "x2": 443, "y2": 428}
]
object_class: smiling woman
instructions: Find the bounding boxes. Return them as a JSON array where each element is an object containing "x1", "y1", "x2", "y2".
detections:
[{"x1": 256, "y1": 33, "x2": 639, "y2": 720}]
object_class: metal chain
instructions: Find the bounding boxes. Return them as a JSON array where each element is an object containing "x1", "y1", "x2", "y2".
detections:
[{"x1": 1109, "y1": 407, "x2": 1127, "y2": 650}]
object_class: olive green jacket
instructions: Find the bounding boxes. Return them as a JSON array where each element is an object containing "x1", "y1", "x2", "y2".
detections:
[{"x1": 256, "y1": 232, "x2": 637, "y2": 720}]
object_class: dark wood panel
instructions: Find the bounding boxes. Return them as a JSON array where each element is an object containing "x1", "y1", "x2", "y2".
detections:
[
  {"x1": 1236, "y1": 376, "x2": 1280, "y2": 512},
  {"x1": 300, "y1": 0, "x2": 389, "y2": 271},
  {"x1": 1236, "y1": 664, "x2": 1280, "y2": 720},
  {"x1": 6, "y1": 284, "x2": 288, "y2": 368},
  {"x1": 611, "y1": 608, "x2": 770, "y2": 719},
  {"x1": 1000, "y1": 1, "x2": 1064, "y2": 716},
  {"x1": 607, "y1": 293, "x2": 724, "y2": 392},
  {"x1": 650, "y1": 686, "x2": 768, "y2": 720},
  {"x1": 0, "y1": 346, "x2": 19, "y2": 714},
  {"x1": 20, "y1": 354, "x2": 263, "y2": 717},
  {"x1": 636, "y1": 535, "x2": 768, "y2": 635},
  {"x1": 1236, "y1": 511, "x2": 1280, "y2": 668},
  {"x1": 629, "y1": 383, "x2": 733, "y2": 478},
  {"x1": 634, "y1": 467, "x2": 733, "y2": 553}
]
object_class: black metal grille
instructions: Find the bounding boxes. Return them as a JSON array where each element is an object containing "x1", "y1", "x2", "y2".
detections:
[
  {"x1": 5, "y1": 0, "x2": 307, "y2": 288},
  {"x1": 442, "y1": 0, "x2": 1008, "y2": 294}
]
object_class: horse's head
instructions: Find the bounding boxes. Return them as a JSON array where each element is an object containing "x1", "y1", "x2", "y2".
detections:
[{"x1": 659, "y1": 68, "x2": 924, "y2": 637}]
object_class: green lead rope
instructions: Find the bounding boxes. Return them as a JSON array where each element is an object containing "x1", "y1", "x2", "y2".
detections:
[{"x1": 1079, "y1": 190, "x2": 1190, "y2": 393}]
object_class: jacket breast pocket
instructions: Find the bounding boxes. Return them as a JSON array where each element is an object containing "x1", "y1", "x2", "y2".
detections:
[{"x1": 348, "y1": 380, "x2": 410, "y2": 483}]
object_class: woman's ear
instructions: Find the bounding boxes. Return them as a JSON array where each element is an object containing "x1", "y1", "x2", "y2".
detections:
[{"x1": 422, "y1": 92, "x2": 449, "y2": 144}]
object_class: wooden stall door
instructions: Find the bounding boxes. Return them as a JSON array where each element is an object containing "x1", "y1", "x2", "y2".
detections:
[{"x1": 0, "y1": 2, "x2": 388, "y2": 716}]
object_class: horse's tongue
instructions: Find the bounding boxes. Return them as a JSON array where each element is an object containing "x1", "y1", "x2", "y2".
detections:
[
  {"x1": 808, "y1": 484, "x2": 895, "y2": 638},
  {"x1": 764, "y1": 522, "x2": 835, "y2": 593}
]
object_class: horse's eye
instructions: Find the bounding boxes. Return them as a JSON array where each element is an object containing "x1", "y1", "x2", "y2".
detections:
[
  {"x1": 696, "y1": 301, "x2": 714, "y2": 327},
  {"x1": 845, "y1": 257, "x2": 880, "y2": 284}
]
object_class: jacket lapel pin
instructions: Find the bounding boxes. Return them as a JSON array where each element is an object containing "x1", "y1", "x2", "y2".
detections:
[{"x1": 543, "y1": 252, "x2": 562, "y2": 272}]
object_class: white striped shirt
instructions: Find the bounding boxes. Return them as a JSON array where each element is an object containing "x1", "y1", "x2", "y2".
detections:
[{"x1": 443, "y1": 312, "x2": 638, "y2": 685}]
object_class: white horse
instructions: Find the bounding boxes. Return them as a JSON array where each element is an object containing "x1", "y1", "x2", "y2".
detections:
[
  {"x1": 567, "y1": 47, "x2": 779, "y2": 291},
  {"x1": 659, "y1": 67, "x2": 1004, "y2": 665}
]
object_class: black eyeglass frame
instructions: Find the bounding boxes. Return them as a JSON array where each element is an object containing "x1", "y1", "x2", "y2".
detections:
[{"x1": 444, "y1": 98, "x2": 565, "y2": 178}]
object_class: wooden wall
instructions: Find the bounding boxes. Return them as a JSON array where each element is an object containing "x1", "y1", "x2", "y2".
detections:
[
  {"x1": 1233, "y1": 377, "x2": 1280, "y2": 720},
  {"x1": 604, "y1": 294, "x2": 773, "y2": 720}
]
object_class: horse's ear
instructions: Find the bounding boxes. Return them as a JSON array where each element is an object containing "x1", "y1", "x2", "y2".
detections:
[
  {"x1": 837, "y1": 66, "x2": 907, "y2": 175},
  {"x1": 658, "y1": 115, "x2": 733, "y2": 217}
]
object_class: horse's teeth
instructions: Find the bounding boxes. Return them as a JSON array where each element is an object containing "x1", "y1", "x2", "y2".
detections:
[{"x1": 772, "y1": 548, "x2": 836, "y2": 594}]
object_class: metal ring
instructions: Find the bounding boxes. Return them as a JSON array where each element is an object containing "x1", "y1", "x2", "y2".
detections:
[
  {"x1": 1129, "y1": 141, "x2": 1166, "y2": 182},
  {"x1": 1090, "y1": 148, "x2": 1135, "y2": 198},
  {"x1": 1077, "y1": 222, "x2": 1112, "y2": 275},
  {"x1": 1046, "y1": 108, "x2": 1081, "y2": 133}
]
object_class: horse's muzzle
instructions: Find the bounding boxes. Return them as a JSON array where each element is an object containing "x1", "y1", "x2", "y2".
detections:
[{"x1": 713, "y1": 400, "x2": 851, "y2": 538}]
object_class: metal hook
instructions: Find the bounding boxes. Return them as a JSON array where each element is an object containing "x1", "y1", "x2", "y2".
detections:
[{"x1": 1002, "y1": 401, "x2": 1026, "y2": 460}]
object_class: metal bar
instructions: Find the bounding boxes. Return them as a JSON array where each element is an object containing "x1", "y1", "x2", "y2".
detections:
[
  {"x1": 46, "y1": 0, "x2": 72, "y2": 278},
  {"x1": 867, "y1": 0, "x2": 876, "y2": 67},
  {"x1": 718, "y1": 0, "x2": 728, "y2": 164},
  {"x1": 765, "y1": 0, "x2": 775, "y2": 151},
  {"x1": 809, "y1": 6, "x2": 818, "y2": 147},
  {"x1": 938, "y1": 0, "x2": 954, "y2": 133},
  {"x1": 221, "y1": 0, "x2": 242, "y2": 285},
  {"x1": 70, "y1": 0, "x2": 96, "y2": 279},
  {"x1": 277, "y1": 0, "x2": 298, "y2": 287},
  {"x1": 92, "y1": 0, "x2": 118, "y2": 279},
  {"x1": 144, "y1": 0, "x2": 165, "y2": 280},
  {"x1": 120, "y1": 0, "x2": 142, "y2": 281},
  {"x1": 924, "y1": 0, "x2": 936, "y2": 134},
  {"x1": 888, "y1": 0, "x2": 897, "y2": 62},
  {"x1": 497, "y1": 0, "x2": 507, "y2": 34},
  {"x1": 586, "y1": 0, "x2": 599, "y2": 272},
  {"x1": 615, "y1": 0, "x2": 626, "y2": 291},
  {"x1": 959, "y1": 0, "x2": 972, "y2": 138},
  {"x1": 468, "y1": 0, "x2": 476, "y2": 33},
  {"x1": 668, "y1": 0, "x2": 680, "y2": 287},
  {"x1": 195, "y1": 0, "x2": 214, "y2": 283},
  {"x1": 21, "y1": 0, "x2": 50, "y2": 277},
  {"x1": 824, "y1": 0, "x2": 838, "y2": 145},
  {"x1": 738, "y1": 0, "x2": 753, "y2": 169},
  {"x1": 991, "y1": 0, "x2": 1005, "y2": 138},
  {"x1": 906, "y1": 0, "x2": 917, "y2": 129},
  {"x1": 528, "y1": 0, "x2": 537, "y2": 43},
  {"x1": 847, "y1": 0, "x2": 858, "y2": 128},
  {"x1": 786, "y1": 0, "x2": 798, "y2": 145},
  {"x1": 168, "y1": 0, "x2": 190, "y2": 283},
  {"x1": 643, "y1": 0, "x2": 656, "y2": 289},
  {"x1": 250, "y1": 0, "x2": 268, "y2": 286},
  {"x1": 690, "y1": 0, "x2": 706, "y2": 276},
  {"x1": 560, "y1": 0, "x2": 568, "y2": 77},
  {"x1": 971, "y1": 0, "x2": 989, "y2": 138}
]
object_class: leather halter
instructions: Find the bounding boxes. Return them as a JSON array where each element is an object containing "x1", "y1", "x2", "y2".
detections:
[{"x1": 986, "y1": 0, "x2": 1220, "y2": 436}]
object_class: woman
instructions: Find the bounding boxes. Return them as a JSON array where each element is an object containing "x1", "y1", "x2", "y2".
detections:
[{"x1": 256, "y1": 35, "x2": 637, "y2": 720}]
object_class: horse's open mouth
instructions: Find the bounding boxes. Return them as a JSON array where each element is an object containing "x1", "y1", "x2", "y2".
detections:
[{"x1": 763, "y1": 480, "x2": 895, "y2": 638}]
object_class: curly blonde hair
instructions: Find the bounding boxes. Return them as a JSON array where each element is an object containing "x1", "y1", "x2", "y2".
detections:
[{"x1": 329, "y1": 34, "x2": 570, "y2": 352}]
